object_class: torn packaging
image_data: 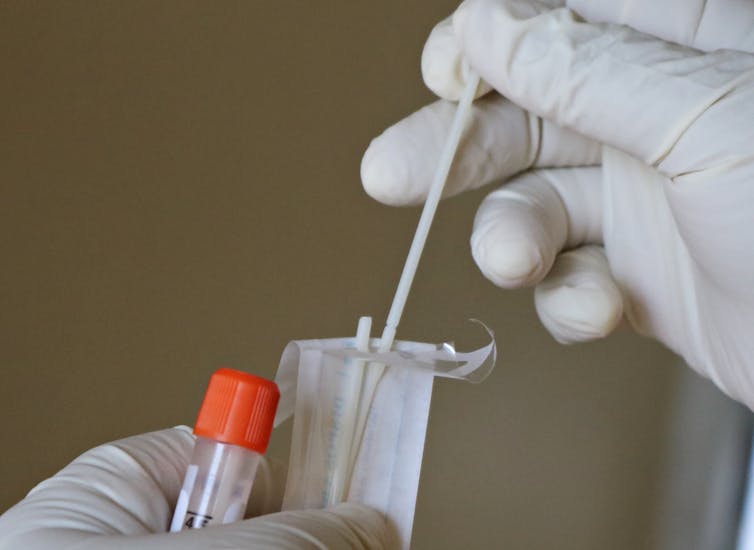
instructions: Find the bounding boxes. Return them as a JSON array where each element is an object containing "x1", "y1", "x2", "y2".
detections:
[{"x1": 274, "y1": 335, "x2": 495, "y2": 549}]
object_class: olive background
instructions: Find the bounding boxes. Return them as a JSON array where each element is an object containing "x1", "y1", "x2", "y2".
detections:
[{"x1": 1, "y1": 2, "x2": 685, "y2": 548}]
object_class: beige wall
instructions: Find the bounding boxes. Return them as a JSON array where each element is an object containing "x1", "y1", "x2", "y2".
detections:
[{"x1": 0, "y1": 2, "x2": 680, "y2": 548}]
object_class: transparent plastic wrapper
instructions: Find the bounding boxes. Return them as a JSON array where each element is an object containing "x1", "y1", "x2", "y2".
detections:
[{"x1": 273, "y1": 327, "x2": 496, "y2": 549}]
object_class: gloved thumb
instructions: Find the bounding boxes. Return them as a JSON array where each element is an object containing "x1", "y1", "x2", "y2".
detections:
[
  {"x1": 421, "y1": 15, "x2": 493, "y2": 101},
  {"x1": 451, "y1": 0, "x2": 754, "y2": 175},
  {"x1": 421, "y1": 1, "x2": 563, "y2": 100}
]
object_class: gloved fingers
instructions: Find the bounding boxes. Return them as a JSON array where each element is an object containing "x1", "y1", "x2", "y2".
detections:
[
  {"x1": 73, "y1": 503, "x2": 391, "y2": 550},
  {"x1": 566, "y1": 0, "x2": 754, "y2": 54},
  {"x1": 0, "y1": 426, "x2": 194, "y2": 545},
  {"x1": 361, "y1": 94, "x2": 600, "y2": 206},
  {"x1": 471, "y1": 166, "x2": 602, "y2": 288},
  {"x1": 535, "y1": 245, "x2": 624, "y2": 344},
  {"x1": 452, "y1": 0, "x2": 754, "y2": 174}
]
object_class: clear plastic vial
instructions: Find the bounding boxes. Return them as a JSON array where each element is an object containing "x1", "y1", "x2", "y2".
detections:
[{"x1": 170, "y1": 368, "x2": 279, "y2": 532}]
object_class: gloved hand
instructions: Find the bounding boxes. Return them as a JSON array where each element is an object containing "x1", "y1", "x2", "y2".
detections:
[
  {"x1": 0, "y1": 427, "x2": 389, "y2": 550},
  {"x1": 361, "y1": 0, "x2": 754, "y2": 407}
]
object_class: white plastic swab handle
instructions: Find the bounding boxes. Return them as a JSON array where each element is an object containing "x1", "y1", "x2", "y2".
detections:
[
  {"x1": 379, "y1": 70, "x2": 481, "y2": 351},
  {"x1": 344, "y1": 71, "x2": 481, "y2": 477},
  {"x1": 325, "y1": 316, "x2": 371, "y2": 506}
]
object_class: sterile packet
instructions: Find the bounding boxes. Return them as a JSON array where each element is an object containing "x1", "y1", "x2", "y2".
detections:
[{"x1": 273, "y1": 330, "x2": 495, "y2": 548}]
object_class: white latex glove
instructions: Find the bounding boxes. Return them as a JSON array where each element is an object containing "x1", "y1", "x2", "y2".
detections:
[
  {"x1": 361, "y1": 0, "x2": 754, "y2": 408},
  {"x1": 0, "y1": 427, "x2": 389, "y2": 550}
]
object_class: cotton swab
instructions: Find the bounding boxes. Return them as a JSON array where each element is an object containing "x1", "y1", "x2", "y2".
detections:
[
  {"x1": 344, "y1": 71, "x2": 482, "y2": 487},
  {"x1": 378, "y1": 71, "x2": 482, "y2": 352}
]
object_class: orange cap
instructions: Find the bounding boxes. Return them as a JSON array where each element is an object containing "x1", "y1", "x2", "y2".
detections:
[{"x1": 193, "y1": 368, "x2": 280, "y2": 454}]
